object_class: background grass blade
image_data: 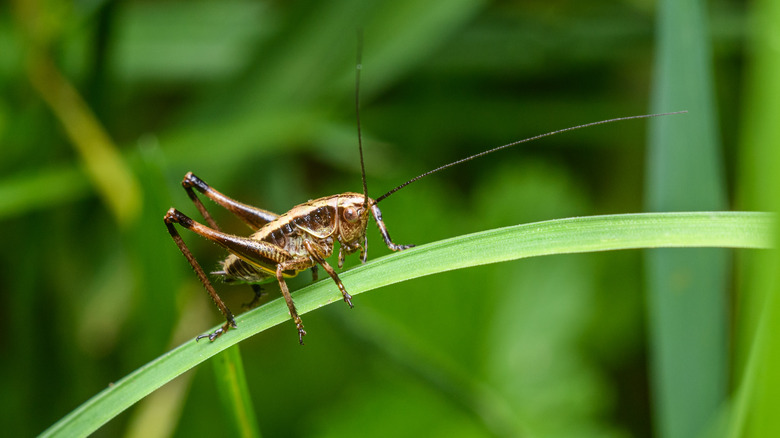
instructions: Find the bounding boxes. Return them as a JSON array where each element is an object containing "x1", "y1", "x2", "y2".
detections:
[
  {"x1": 13, "y1": 0, "x2": 142, "y2": 226},
  {"x1": 39, "y1": 212, "x2": 772, "y2": 437},
  {"x1": 733, "y1": 0, "x2": 780, "y2": 435},
  {"x1": 646, "y1": 0, "x2": 727, "y2": 436},
  {"x1": 211, "y1": 345, "x2": 261, "y2": 438}
]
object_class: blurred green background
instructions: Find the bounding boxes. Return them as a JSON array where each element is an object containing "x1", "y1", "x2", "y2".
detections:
[{"x1": 1, "y1": 0, "x2": 776, "y2": 437}]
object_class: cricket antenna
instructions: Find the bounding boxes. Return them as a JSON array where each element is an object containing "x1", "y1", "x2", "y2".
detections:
[
  {"x1": 374, "y1": 111, "x2": 688, "y2": 203},
  {"x1": 355, "y1": 29, "x2": 369, "y2": 210}
]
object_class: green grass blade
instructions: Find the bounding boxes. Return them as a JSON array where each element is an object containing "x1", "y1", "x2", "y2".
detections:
[
  {"x1": 211, "y1": 345, "x2": 261, "y2": 438},
  {"x1": 732, "y1": 0, "x2": 780, "y2": 435},
  {"x1": 646, "y1": 0, "x2": 726, "y2": 437},
  {"x1": 39, "y1": 212, "x2": 772, "y2": 437},
  {"x1": 25, "y1": 55, "x2": 142, "y2": 227}
]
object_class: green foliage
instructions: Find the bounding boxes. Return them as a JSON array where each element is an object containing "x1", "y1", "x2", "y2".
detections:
[{"x1": 0, "y1": 0, "x2": 771, "y2": 437}]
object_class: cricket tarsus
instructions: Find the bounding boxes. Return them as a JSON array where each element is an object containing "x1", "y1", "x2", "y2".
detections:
[{"x1": 196, "y1": 321, "x2": 234, "y2": 343}]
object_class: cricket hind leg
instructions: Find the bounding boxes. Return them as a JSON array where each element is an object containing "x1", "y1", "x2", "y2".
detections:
[
  {"x1": 164, "y1": 211, "x2": 236, "y2": 341},
  {"x1": 181, "y1": 172, "x2": 278, "y2": 231}
]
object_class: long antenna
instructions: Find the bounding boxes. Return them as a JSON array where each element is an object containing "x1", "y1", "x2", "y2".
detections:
[
  {"x1": 355, "y1": 29, "x2": 368, "y2": 210},
  {"x1": 375, "y1": 111, "x2": 687, "y2": 203}
]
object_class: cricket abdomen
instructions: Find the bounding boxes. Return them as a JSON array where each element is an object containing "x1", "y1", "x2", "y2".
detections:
[{"x1": 216, "y1": 255, "x2": 276, "y2": 284}]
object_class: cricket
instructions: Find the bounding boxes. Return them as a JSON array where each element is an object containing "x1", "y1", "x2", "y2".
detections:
[{"x1": 164, "y1": 46, "x2": 684, "y2": 344}]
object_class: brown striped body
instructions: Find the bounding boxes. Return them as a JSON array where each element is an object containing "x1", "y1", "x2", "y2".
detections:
[{"x1": 216, "y1": 193, "x2": 373, "y2": 284}]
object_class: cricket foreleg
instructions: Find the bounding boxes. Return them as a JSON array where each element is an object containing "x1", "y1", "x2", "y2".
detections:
[
  {"x1": 304, "y1": 241, "x2": 353, "y2": 308},
  {"x1": 164, "y1": 212, "x2": 236, "y2": 342},
  {"x1": 370, "y1": 204, "x2": 414, "y2": 252},
  {"x1": 181, "y1": 172, "x2": 279, "y2": 231}
]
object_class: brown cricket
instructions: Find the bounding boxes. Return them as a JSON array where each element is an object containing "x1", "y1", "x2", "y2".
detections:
[{"x1": 164, "y1": 52, "x2": 684, "y2": 344}]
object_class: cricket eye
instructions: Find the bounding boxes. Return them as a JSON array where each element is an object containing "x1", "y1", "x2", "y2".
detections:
[{"x1": 343, "y1": 207, "x2": 359, "y2": 223}]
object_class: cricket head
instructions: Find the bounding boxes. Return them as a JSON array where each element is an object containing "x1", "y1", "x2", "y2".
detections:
[
  {"x1": 335, "y1": 192, "x2": 412, "y2": 269},
  {"x1": 335, "y1": 193, "x2": 374, "y2": 266}
]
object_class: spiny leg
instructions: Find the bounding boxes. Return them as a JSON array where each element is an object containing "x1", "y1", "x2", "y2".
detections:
[
  {"x1": 164, "y1": 208, "x2": 292, "y2": 274},
  {"x1": 304, "y1": 241, "x2": 353, "y2": 308},
  {"x1": 164, "y1": 210, "x2": 236, "y2": 341},
  {"x1": 370, "y1": 204, "x2": 414, "y2": 251}
]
